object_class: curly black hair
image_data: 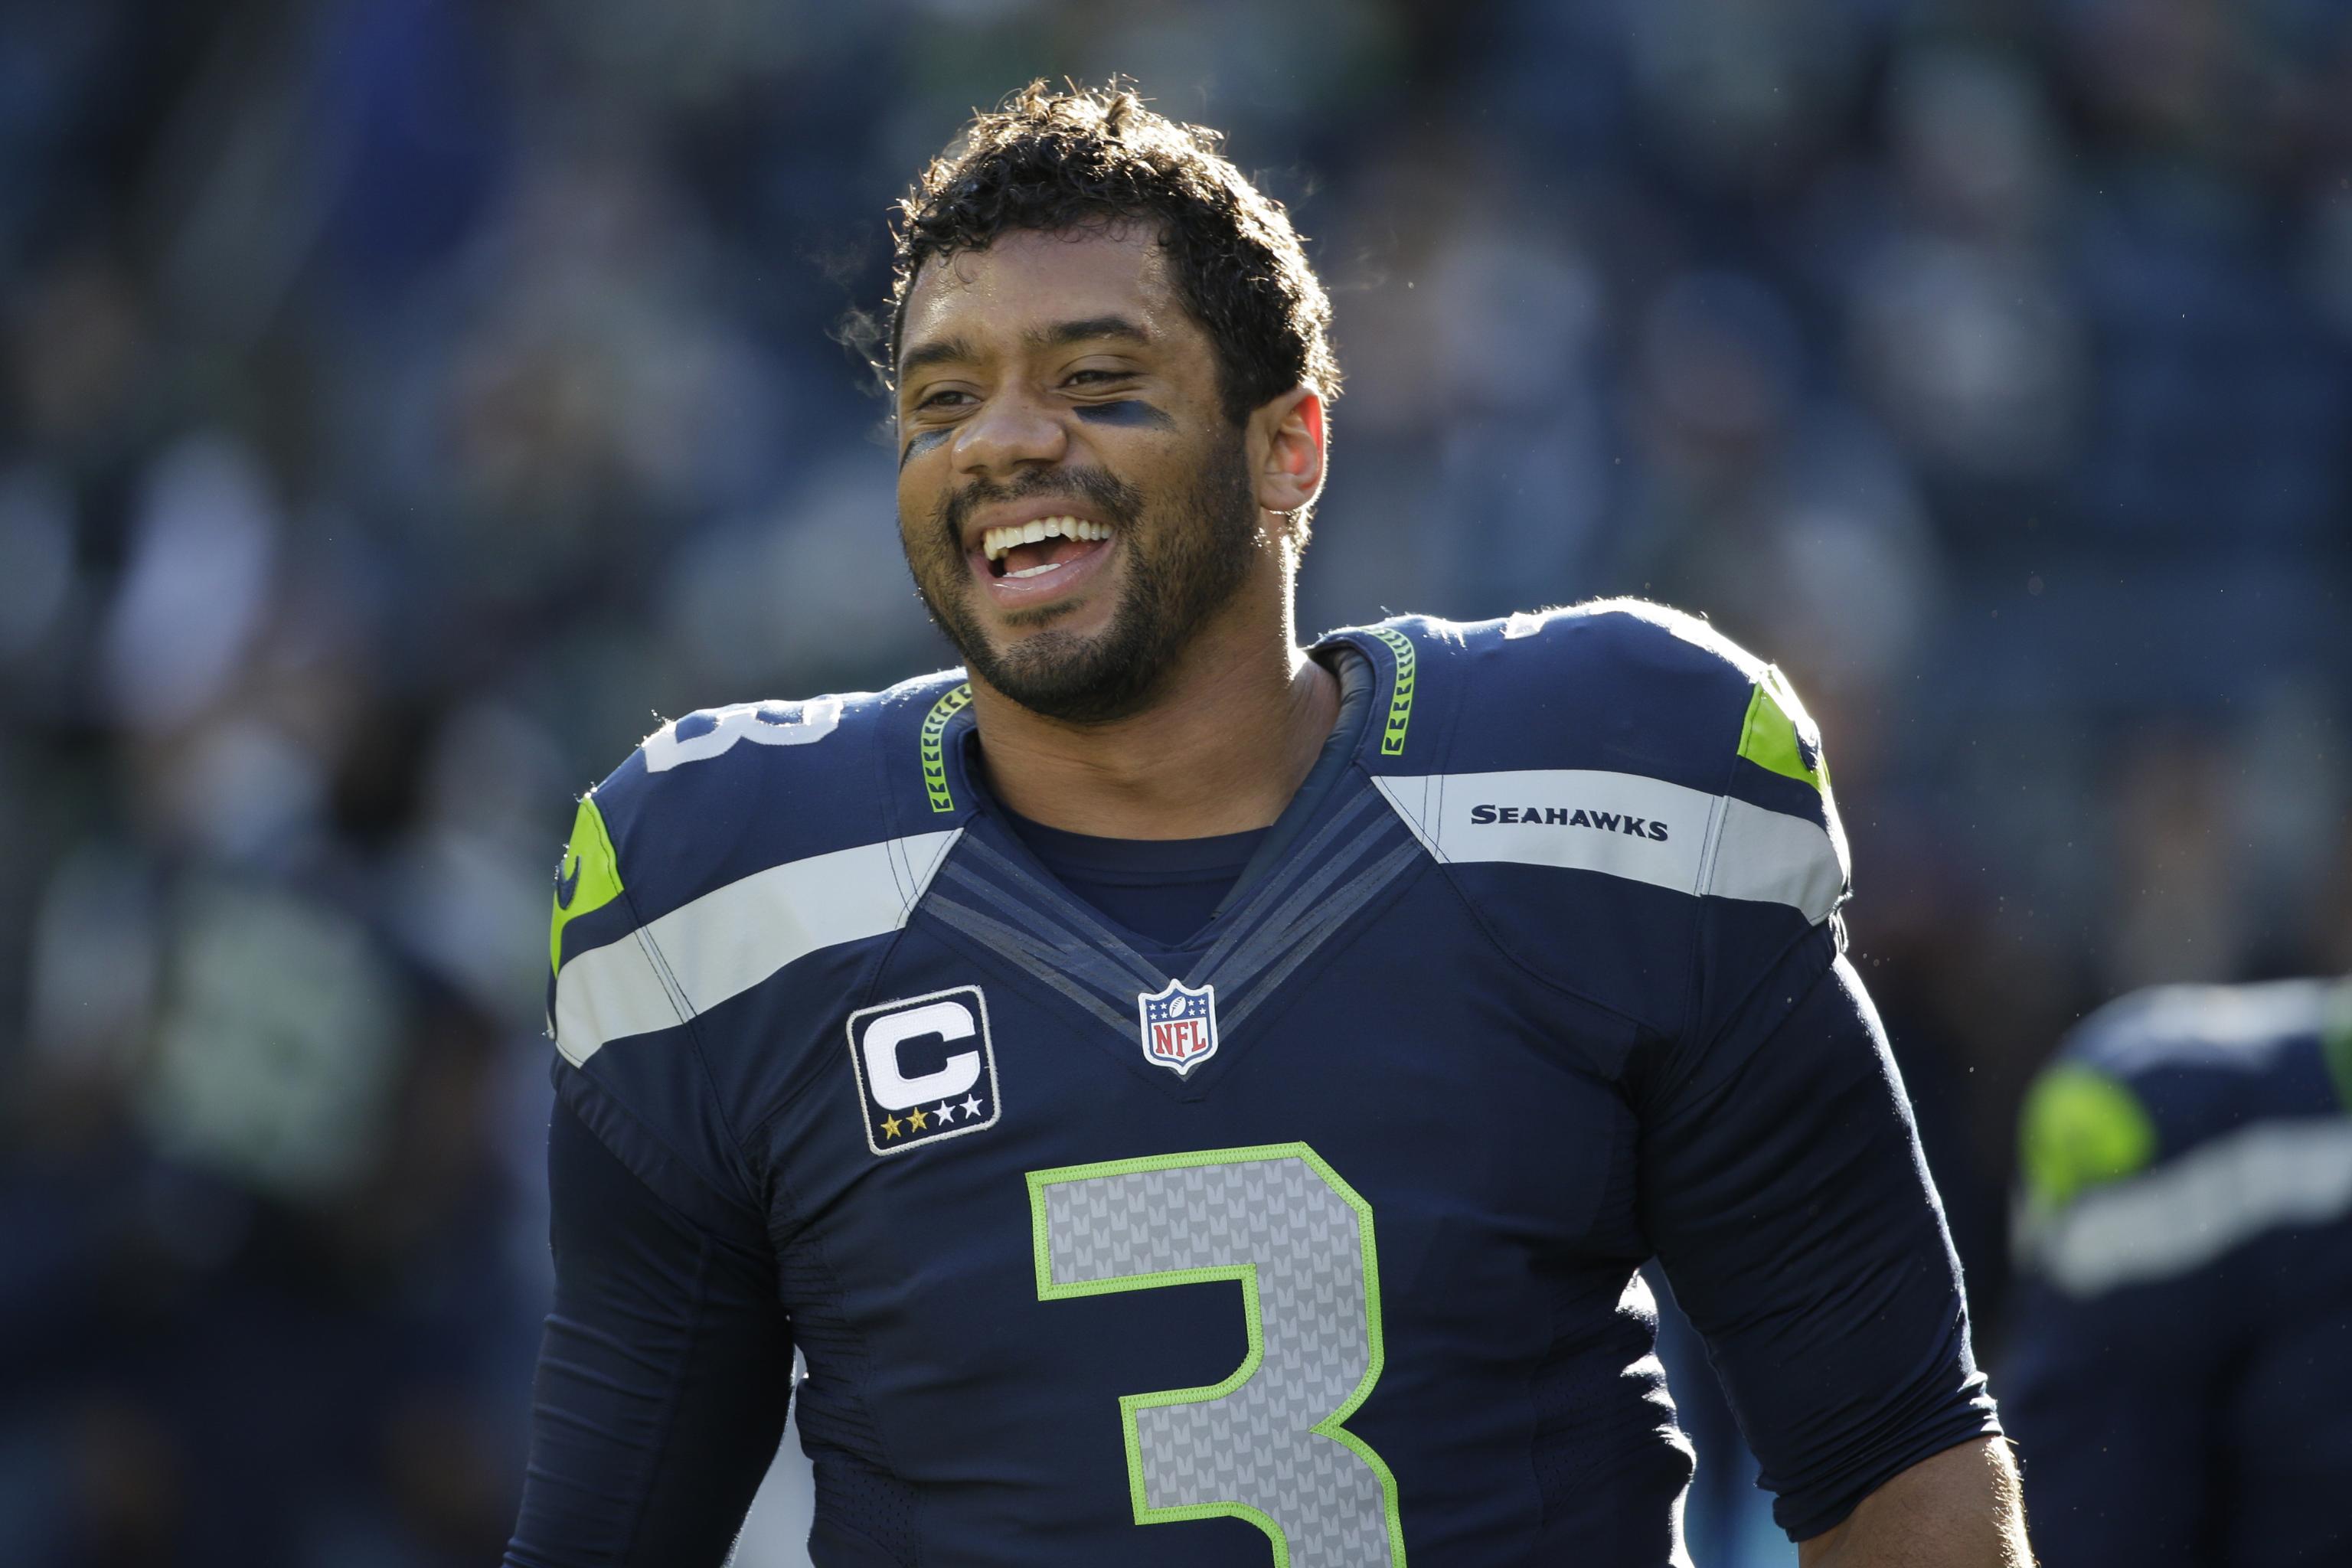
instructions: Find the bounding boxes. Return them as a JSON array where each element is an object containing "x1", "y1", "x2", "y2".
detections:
[{"x1": 875, "y1": 80, "x2": 1340, "y2": 424}]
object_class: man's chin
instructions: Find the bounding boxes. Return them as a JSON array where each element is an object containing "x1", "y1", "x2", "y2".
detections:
[
  {"x1": 982, "y1": 627, "x2": 1113, "y2": 694},
  {"x1": 965, "y1": 622, "x2": 1166, "y2": 727},
  {"x1": 959, "y1": 594, "x2": 1116, "y2": 682}
]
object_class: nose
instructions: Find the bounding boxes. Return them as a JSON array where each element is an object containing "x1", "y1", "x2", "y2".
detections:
[{"x1": 952, "y1": 386, "x2": 1068, "y2": 483}]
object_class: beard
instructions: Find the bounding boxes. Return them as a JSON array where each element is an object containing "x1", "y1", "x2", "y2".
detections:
[{"x1": 903, "y1": 432, "x2": 1263, "y2": 726}]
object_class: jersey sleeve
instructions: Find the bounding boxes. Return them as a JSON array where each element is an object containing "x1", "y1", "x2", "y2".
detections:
[
  {"x1": 511, "y1": 784, "x2": 794, "y2": 1564},
  {"x1": 506, "y1": 1100, "x2": 793, "y2": 1568},
  {"x1": 1637, "y1": 662, "x2": 1998, "y2": 1541},
  {"x1": 1641, "y1": 942, "x2": 1999, "y2": 1540}
]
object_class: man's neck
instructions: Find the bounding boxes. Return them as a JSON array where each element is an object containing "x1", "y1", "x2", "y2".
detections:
[{"x1": 966, "y1": 602, "x2": 1339, "y2": 841}]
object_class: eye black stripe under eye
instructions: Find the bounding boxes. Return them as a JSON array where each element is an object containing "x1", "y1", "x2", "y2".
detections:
[
  {"x1": 899, "y1": 427, "x2": 952, "y2": 468},
  {"x1": 1073, "y1": 400, "x2": 1173, "y2": 429}
]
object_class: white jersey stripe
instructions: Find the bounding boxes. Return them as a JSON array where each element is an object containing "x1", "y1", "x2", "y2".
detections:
[
  {"x1": 2022, "y1": 1117, "x2": 2352, "y2": 1296},
  {"x1": 1371, "y1": 769, "x2": 1845, "y2": 923},
  {"x1": 1709, "y1": 797, "x2": 1849, "y2": 924},
  {"x1": 554, "y1": 828, "x2": 963, "y2": 1066}
]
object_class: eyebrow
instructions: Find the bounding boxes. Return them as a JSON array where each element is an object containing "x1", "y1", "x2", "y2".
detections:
[
  {"x1": 897, "y1": 315, "x2": 1154, "y2": 384},
  {"x1": 1028, "y1": 315, "x2": 1152, "y2": 351}
]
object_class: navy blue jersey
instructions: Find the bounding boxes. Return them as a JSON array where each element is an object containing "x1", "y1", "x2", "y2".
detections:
[
  {"x1": 2004, "y1": 978, "x2": 2352, "y2": 1566},
  {"x1": 1000, "y1": 812, "x2": 1268, "y2": 948},
  {"x1": 510, "y1": 602, "x2": 1998, "y2": 1566}
]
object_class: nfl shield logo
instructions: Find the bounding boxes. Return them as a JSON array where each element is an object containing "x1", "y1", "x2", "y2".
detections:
[{"x1": 1136, "y1": 979, "x2": 1220, "y2": 1078}]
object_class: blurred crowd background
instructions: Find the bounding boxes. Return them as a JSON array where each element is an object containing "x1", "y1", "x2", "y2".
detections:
[{"x1": 3, "y1": 0, "x2": 2347, "y2": 1563}]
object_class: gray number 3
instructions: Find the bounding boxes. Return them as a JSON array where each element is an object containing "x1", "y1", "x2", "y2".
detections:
[{"x1": 1026, "y1": 1143, "x2": 1409, "y2": 1566}]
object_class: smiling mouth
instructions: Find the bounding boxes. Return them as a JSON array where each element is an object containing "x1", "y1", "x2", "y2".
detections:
[{"x1": 979, "y1": 514, "x2": 1116, "y2": 580}]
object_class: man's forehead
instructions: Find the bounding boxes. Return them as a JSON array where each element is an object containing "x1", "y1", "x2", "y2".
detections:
[{"x1": 900, "y1": 227, "x2": 1180, "y2": 358}]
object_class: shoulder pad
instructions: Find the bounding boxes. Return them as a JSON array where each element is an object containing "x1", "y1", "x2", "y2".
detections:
[
  {"x1": 1330, "y1": 601, "x2": 1821, "y2": 781},
  {"x1": 1324, "y1": 600, "x2": 1851, "y2": 928},
  {"x1": 551, "y1": 670, "x2": 975, "y2": 966},
  {"x1": 2035, "y1": 978, "x2": 2350, "y2": 1165},
  {"x1": 2020, "y1": 976, "x2": 2352, "y2": 1294},
  {"x1": 2066, "y1": 978, "x2": 2341, "y2": 1077},
  {"x1": 2017, "y1": 1062, "x2": 2159, "y2": 1212}
]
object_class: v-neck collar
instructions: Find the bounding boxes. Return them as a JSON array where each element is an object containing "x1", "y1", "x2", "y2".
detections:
[
  {"x1": 1214, "y1": 644, "x2": 1378, "y2": 920},
  {"x1": 951, "y1": 645, "x2": 1377, "y2": 955},
  {"x1": 910, "y1": 644, "x2": 1426, "y2": 1096}
]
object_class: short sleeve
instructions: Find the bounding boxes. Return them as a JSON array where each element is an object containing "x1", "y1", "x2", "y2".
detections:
[{"x1": 1639, "y1": 937, "x2": 2001, "y2": 1540}]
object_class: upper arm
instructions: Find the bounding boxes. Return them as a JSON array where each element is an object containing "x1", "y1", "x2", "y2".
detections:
[
  {"x1": 1642, "y1": 939, "x2": 2001, "y2": 1540},
  {"x1": 513, "y1": 781, "x2": 795, "y2": 1565},
  {"x1": 546, "y1": 782, "x2": 766, "y2": 1224},
  {"x1": 1628, "y1": 632, "x2": 1997, "y2": 1538}
]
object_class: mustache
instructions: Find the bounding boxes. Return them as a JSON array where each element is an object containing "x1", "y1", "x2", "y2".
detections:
[{"x1": 936, "y1": 467, "x2": 1143, "y2": 544}]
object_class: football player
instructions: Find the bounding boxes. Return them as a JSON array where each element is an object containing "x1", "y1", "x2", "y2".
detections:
[
  {"x1": 505, "y1": 83, "x2": 2028, "y2": 1566},
  {"x1": 2004, "y1": 976, "x2": 2352, "y2": 1564}
]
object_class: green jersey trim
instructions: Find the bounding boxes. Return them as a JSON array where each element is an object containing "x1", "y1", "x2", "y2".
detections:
[
  {"x1": 550, "y1": 795, "x2": 626, "y2": 977},
  {"x1": 2019, "y1": 1064, "x2": 2158, "y2": 1211},
  {"x1": 1737, "y1": 668, "x2": 1828, "y2": 794},
  {"x1": 1368, "y1": 627, "x2": 1416, "y2": 757},
  {"x1": 921, "y1": 683, "x2": 974, "y2": 813}
]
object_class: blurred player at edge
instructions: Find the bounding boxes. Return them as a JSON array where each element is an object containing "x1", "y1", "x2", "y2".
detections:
[
  {"x1": 504, "y1": 83, "x2": 2030, "y2": 1566},
  {"x1": 2004, "y1": 976, "x2": 2352, "y2": 1564}
]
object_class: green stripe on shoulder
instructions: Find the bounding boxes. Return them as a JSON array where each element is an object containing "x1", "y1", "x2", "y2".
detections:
[
  {"x1": 1368, "y1": 627, "x2": 1416, "y2": 758},
  {"x1": 1737, "y1": 667, "x2": 1828, "y2": 793},
  {"x1": 2020, "y1": 1064, "x2": 2158, "y2": 1211},
  {"x1": 550, "y1": 794, "x2": 625, "y2": 975},
  {"x1": 921, "y1": 682, "x2": 975, "y2": 812}
]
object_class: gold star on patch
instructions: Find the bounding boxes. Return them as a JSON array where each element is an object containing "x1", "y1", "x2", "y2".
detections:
[
  {"x1": 906, "y1": 1106, "x2": 929, "y2": 1132},
  {"x1": 880, "y1": 1113, "x2": 903, "y2": 1138}
]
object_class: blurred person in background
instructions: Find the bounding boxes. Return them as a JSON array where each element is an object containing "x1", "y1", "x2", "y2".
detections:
[
  {"x1": 5, "y1": 874, "x2": 531, "y2": 1566},
  {"x1": 507, "y1": 81, "x2": 2024, "y2": 1567},
  {"x1": 2001, "y1": 976, "x2": 2352, "y2": 1565}
]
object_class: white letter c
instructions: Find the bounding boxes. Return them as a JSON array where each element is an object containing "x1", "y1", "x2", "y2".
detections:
[{"x1": 862, "y1": 1000, "x2": 982, "y2": 1111}]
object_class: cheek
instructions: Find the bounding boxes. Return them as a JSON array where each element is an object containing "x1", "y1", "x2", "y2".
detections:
[
  {"x1": 896, "y1": 482, "x2": 946, "y2": 556},
  {"x1": 1080, "y1": 422, "x2": 1201, "y2": 499}
]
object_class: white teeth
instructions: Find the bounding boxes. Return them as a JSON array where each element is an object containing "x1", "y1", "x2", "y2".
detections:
[
  {"x1": 981, "y1": 515, "x2": 1112, "y2": 560},
  {"x1": 1007, "y1": 561, "x2": 1062, "y2": 579}
]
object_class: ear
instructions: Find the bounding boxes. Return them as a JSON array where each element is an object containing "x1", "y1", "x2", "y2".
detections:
[{"x1": 1249, "y1": 386, "x2": 1326, "y2": 528}]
